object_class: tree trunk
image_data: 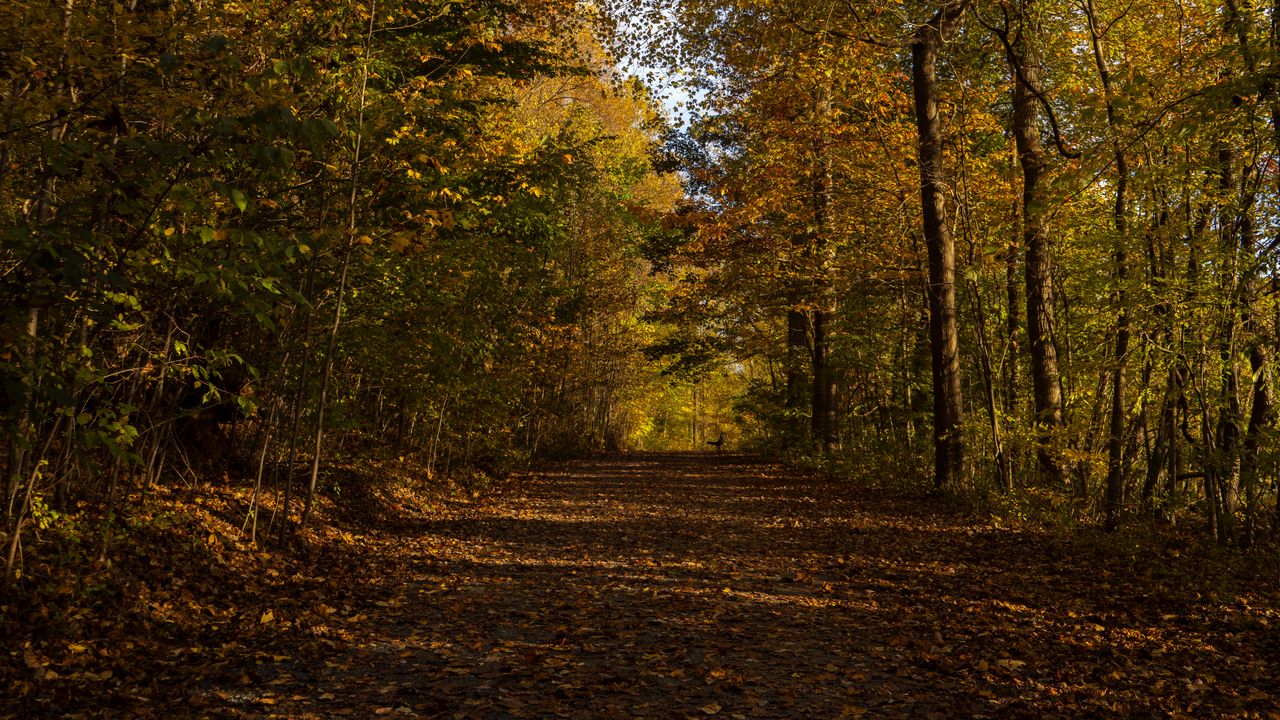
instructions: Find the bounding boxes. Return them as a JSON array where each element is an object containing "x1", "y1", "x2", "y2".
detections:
[
  {"x1": 277, "y1": 261, "x2": 317, "y2": 538},
  {"x1": 1240, "y1": 336, "x2": 1272, "y2": 546},
  {"x1": 786, "y1": 308, "x2": 809, "y2": 415},
  {"x1": 1209, "y1": 140, "x2": 1246, "y2": 546},
  {"x1": 1007, "y1": 5, "x2": 1066, "y2": 485},
  {"x1": 811, "y1": 309, "x2": 836, "y2": 451},
  {"x1": 1085, "y1": 0, "x2": 1131, "y2": 531},
  {"x1": 1142, "y1": 363, "x2": 1181, "y2": 514},
  {"x1": 785, "y1": 269, "x2": 809, "y2": 450},
  {"x1": 911, "y1": 3, "x2": 968, "y2": 489},
  {"x1": 1005, "y1": 236, "x2": 1021, "y2": 418},
  {"x1": 969, "y1": 278, "x2": 1012, "y2": 492},
  {"x1": 810, "y1": 132, "x2": 837, "y2": 452},
  {"x1": 302, "y1": 1, "x2": 376, "y2": 530}
]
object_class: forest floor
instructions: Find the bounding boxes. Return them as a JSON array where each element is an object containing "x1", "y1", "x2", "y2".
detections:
[{"x1": 5, "y1": 453, "x2": 1280, "y2": 718}]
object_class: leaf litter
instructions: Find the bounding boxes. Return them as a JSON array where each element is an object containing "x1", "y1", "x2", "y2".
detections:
[{"x1": 4, "y1": 453, "x2": 1280, "y2": 718}]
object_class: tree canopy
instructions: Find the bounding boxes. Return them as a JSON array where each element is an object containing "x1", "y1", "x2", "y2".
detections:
[
  {"x1": 5, "y1": 0, "x2": 1280, "y2": 715},
  {"x1": 608, "y1": 0, "x2": 1280, "y2": 544},
  {"x1": 5, "y1": 0, "x2": 1280, "y2": 603}
]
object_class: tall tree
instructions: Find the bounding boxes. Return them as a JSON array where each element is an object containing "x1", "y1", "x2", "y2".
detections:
[
  {"x1": 1083, "y1": 0, "x2": 1132, "y2": 531},
  {"x1": 912, "y1": 2, "x2": 969, "y2": 488},
  {"x1": 993, "y1": 0, "x2": 1069, "y2": 486}
]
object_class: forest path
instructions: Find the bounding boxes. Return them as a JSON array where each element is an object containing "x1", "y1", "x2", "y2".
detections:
[{"x1": 206, "y1": 453, "x2": 1276, "y2": 719}]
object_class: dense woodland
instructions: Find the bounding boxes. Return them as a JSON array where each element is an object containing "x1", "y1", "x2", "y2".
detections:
[
  {"x1": 5, "y1": 0, "x2": 1280, "y2": 616},
  {"x1": 4, "y1": 0, "x2": 1280, "y2": 716},
  {"x1": 0, "y1": 0, "x2": 698, "y2": 580},
  {"x1": 615, "y1": 0, "x2": 1280, "y2": 545}
]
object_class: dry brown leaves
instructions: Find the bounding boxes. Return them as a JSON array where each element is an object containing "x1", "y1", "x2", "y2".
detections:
[{"x1": 4, "y1": 454, "x2": 1279, "y2": 718}]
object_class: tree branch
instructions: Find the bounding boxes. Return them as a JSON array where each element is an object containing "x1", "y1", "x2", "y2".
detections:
[{"x1": 978, "y1": 8, "x2": 1082, "y2": 160}]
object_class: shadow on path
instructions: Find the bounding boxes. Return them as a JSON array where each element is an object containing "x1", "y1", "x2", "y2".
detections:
[{"x1": 198, "y1": 453, "x2": 1279, "y2": 719}]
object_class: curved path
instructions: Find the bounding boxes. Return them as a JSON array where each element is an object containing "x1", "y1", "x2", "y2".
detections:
[{"x1": 203, "y1": 453, "x2": 1276, "y2": 718}]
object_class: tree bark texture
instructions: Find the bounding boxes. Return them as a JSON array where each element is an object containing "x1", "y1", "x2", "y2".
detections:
[
  {"x1": 911, "y1": 3, "x2": 968, "y2": 489},
  {"x1": 1007, "y1": 6, "x2": 1066, "y2": 485}
]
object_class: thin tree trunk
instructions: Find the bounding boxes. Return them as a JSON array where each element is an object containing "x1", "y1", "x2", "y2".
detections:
[
  {"x1": 899, "y1": 283, "x2": 917, "y2": 446},
  {"x1": 969, "y1": 278, "x2": 1012, "y2": 492},
  {"x1": 811, "y1": 309, "x2": 836, "y2": 452},
  {"x1": 786, "y1": 310, "x2": 809, "y2": 400},
  {"x1": 6, "y1": 309, "x2": 39, "y2": 528},
  {"x1": 1143, "y1": 363, "x2": 1181, "y2": 514},
  {"x1": 1210, "y1": 140, "x2": 1245, "y2": 546},
  {"x1": 301, "y1": 1, "x2": 377, "y2": 531},
  {"x1": 7, "y1": 0, "x2": 71, "y2": 523},
  {"x1": 1240, "y1": 337, "x2": 1271, "y2": 546},
  {"x1": 246, "y1": 401, "x2": 279, "y2": 546},
  {"x1": 276, "y1": 261, "x2": 317, "y2": 538},
  {"x1": 4, "y1": 416, "x2": 63, "y2": 584},
  {"x1": 809, "y1": 115, "x2": 837, "y2": 453},
  {"x1": 1005, "y1": 131, "x2": 1022, "y2": 424},
  {"x1": 1085, "y1": 0, "x2": 1131, "y2": 530}
]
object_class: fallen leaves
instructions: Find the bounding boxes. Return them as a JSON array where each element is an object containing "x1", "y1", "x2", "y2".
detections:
[{"x1": 4, "y1": 455, "x2": 1280, "y2": 718}]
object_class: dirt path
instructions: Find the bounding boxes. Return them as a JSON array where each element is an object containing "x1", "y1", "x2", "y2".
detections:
[{"x1": 119, "y1": 455, "x2": 1280, "y2": 717}]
